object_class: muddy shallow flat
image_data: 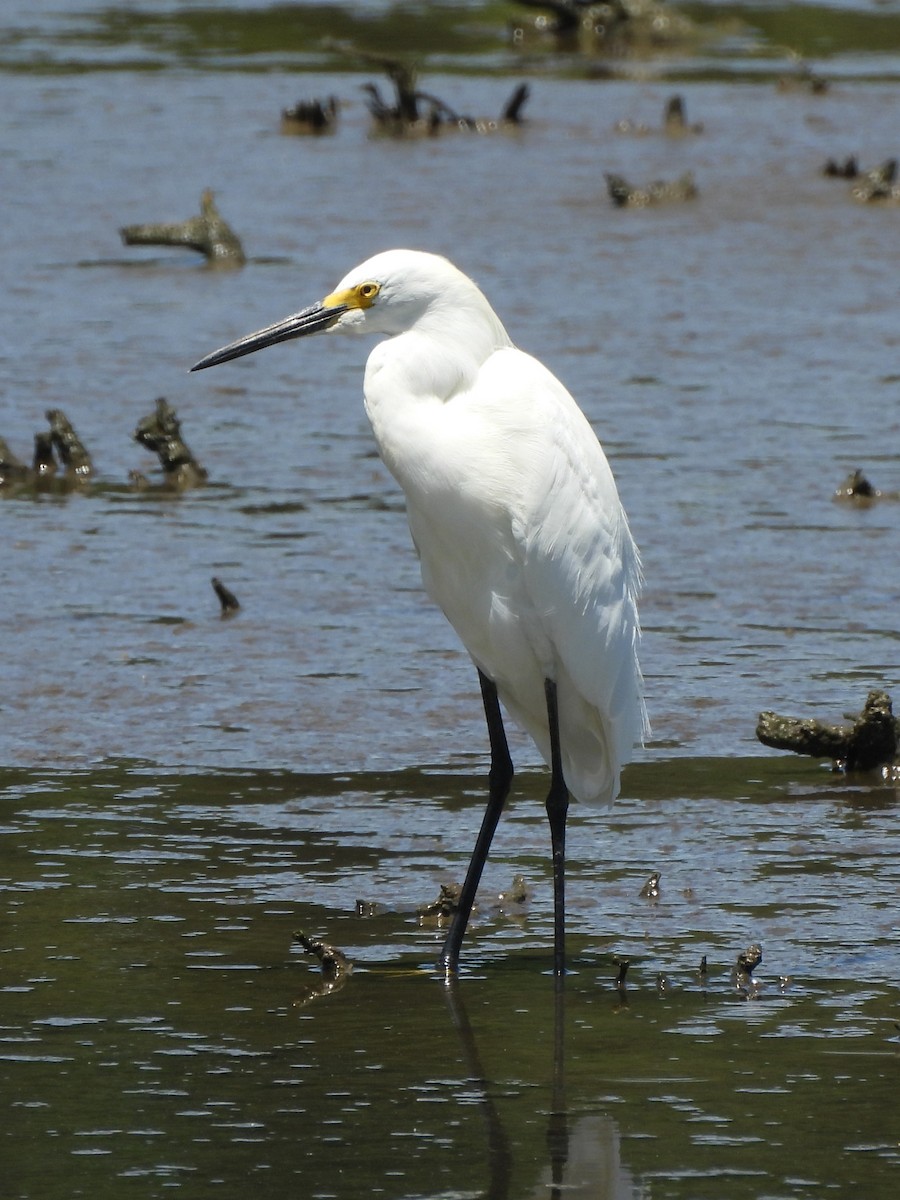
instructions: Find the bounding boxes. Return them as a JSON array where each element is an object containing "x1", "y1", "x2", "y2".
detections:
[{"x1": 3, "y1": 756, "x2": 899, "y2": 1197}]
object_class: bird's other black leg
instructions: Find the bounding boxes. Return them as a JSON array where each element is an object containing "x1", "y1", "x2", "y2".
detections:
[
  {"x1": 544, "y1": 678, "x2": 570, "y2": 976},
  {"x1": 439, "y1": 670, "x2": 513, "y2": 976}
]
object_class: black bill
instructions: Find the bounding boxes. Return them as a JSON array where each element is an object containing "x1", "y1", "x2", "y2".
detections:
[{"x1": 190, "y1": 301, "x2": 347, "y2": 372}]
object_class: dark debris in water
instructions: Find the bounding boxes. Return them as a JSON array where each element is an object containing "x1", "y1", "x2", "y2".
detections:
[
  {"x1": 353, "y1": 51, "x2": 529, "y2": 138},
  {"x1": 605, "y1": 170, "x2": 698, "y2": 208},
  {"x1": 1, "y1": 409, "x2": 93, "y2": 495},
  {"x1": 417, "y1": 881, "x2": 464, "y2": 922},
  {"x1": 736, "y1": 942, "x2": 763, "y2": 975},
  {"x1": 834, "y1": 468, "x2": 900, "y2": 505},
  {"x1": 834, "y1": 467, "x2": 879, "y2": 503},
  {"x1": 134, "y1": 397, "x2": 208, "y2": 490},
  {"x1": 47, "y1": 409, "x2": 93, "y2": 478},
  {"x1": 639, "y1": 870, "x2": 661, "y2": 899},
  {"x1": 607, "y1": 944, "x2": 774, "y2": 1004},
  {"x1": 614, "y1": 93, "x2": 703, "y2": 137},
  {"x1": 757, "y1": 689, "x2": 898, "y2": 773},
  {"x1": 280, "y1": 95, "x2": 339, "y2": 135},
  {"x1": 733, "y1": 942, "x2": 764, "y2": 999},
  {"x1": 120, "y1": 188, "x2": 245, "y2": 267},
  {"x1": 823, "y1": 155, "x2": 860, "y2": 179},
  {"x1": 852, "y1": 159, "x2": 900, "y2": 204},
  {"x1": 3, "y1": 398, "x2": 209, "y2": 497},
  {"x1": 292, "y1": 931, "x2": 352, "y2": 1007},
  {"x1": 497, "y1": 873, "x2": 530, "y2": 909},
  {"x1": 822, "y1": 158, "x2": 900, "y2": 204},
  {"x1": 211, "y1": 576, "x2": 240, "y2": 617},
  {"x1": 293, "y1": 931, "x2": 351, "y2": 981},
  {"x1": 415, "y1": 875, "x2": 530, "y2": 924}
]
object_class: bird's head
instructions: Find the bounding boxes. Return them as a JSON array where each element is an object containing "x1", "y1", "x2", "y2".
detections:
[{"x1": 190, "y1": 249, "x2": 476, "y2": 372}]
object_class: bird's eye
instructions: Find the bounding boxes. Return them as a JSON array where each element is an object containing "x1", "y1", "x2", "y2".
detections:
[{"x1": 357, "y1": 281, "x2": 379, "y2": 303}]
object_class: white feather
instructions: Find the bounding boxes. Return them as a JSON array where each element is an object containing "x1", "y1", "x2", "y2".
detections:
[{"x1": 338, "y1": 250, "x2": 647, "y2": 805}]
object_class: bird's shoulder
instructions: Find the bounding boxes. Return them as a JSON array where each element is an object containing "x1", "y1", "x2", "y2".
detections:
[
  {"x1": 474, "y1": 346, "x2": 623, "y2": 521},
  {"x1": 476, "y1": 345, "x2": 578, "y2": 423}
]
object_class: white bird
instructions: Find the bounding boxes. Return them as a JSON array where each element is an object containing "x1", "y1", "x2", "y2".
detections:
[{"x1": 192, "y1": 249, "x2": 647, "y2": 975}]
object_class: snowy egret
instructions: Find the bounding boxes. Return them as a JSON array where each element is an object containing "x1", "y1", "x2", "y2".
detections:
[{"x1": 192, "y1": 249, "x2": 647, "y2": 975}]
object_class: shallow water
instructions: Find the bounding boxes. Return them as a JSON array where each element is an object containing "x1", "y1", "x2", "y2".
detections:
[
  {"x1": 3, "y1": 756, "x2": 899, "y2": 1197},
  {"x1": 3, "y1": 60, "x2": 899, "y2": 770},
  {"x1": 2, "y1": 3, "x2": 900, "y2": 1197}
]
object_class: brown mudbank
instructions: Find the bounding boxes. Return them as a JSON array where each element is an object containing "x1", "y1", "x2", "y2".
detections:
[
  {"x1": 756, "y1": 689, "x2": 898, "y2": 772},
  {"x1": 120, "y1": 189, "x2": 245, "y2": 267}
]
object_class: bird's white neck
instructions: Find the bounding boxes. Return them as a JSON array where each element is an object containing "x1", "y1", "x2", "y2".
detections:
[{"x1": 369, "y1": 291, "x2": 511, "y2": 397}]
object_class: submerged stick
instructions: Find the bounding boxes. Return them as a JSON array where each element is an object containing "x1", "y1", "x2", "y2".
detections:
[
  {"x1": 639, "y1": 871, "x2": 661, "y2": 899},
  {"x1": 292, "y1": 932, "x2": 352, "y2": 1007},
  {"x1": 211, "y1": 577, "x2": 240, "y2": 616},
  {"x1": 280, "y1": 96, "x2": 338, "y2": 134},
  {"x1": 293, "y1": 932, "x2": 350, "y2": 981},
  {"x1": 756, "y1": 689, "x2": 898, "y2": 772},
  {"x1": 417, "y1": 882, "x2": 463, "y2": 920},
  {"x1": 605, "y1": 171, "x2": 698, "y2": 208},
  {"x1": 32, "y1": 431, "x2": 57, "y2": 476},
  {"x1": 47, "y1": 409, "x2": 93, "y2": 477},
  {"x1": 134, "y1": 397, "x2": 207, "y2": 489},
  {"x1": 120, "y1": 188, "x2": 245, "y2": 266},
  {"x1": 360, "y1": 52, "x2": 528, "y2": 136},
  {"x1": 852, "y1": 159, "x2": 899, "y2": 203},
  {"x1": 2, "y1": 412, "x2": 93, "y2": 493},
  {"x1": 0, "y1": 437, "x2": 29, "y2": 488}
]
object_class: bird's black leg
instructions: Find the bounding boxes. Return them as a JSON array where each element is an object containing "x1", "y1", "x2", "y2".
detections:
[
  {"x1": 439, "y1": 670, "x2": 513, "y2": 975},
  {"x1": 544, "y1": 678, "x2": 570, "y2": 976}
]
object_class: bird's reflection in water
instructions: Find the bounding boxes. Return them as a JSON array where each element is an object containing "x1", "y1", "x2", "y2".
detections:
[
  {"x1": 443, "y1": 977, "x2": 514, "y2": 1199},
  {"x1": 531, "y1": 1112, "x2": 644, "y2": 1200},
  {"x1": 547, "y1": 980, "x2": 568, "y2": 1198},
  {"x1": 443, "y1": 978, "x2": 642, "y2": 1200}
]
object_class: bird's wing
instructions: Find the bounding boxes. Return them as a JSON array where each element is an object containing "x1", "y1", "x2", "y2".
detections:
[{"x1": 478, "y1": 348, "x2": 647, "y2": 797}]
